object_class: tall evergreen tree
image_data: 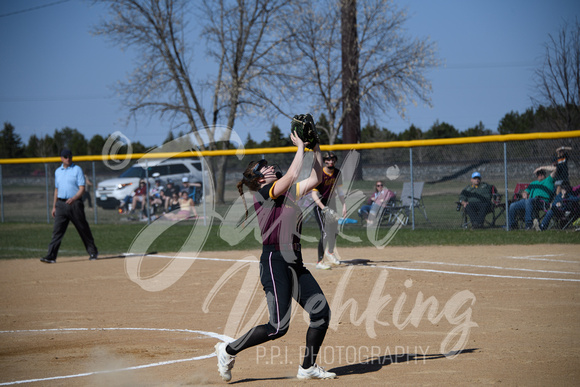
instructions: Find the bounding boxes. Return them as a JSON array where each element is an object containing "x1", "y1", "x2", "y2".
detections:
[{"x1": 0, "y1": 122, "x2": 25, "y2": 158}]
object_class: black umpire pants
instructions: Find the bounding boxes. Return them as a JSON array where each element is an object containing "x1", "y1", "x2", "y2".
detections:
[{"x1": 46, "y1": 199, "x2": 98, "y2": 259}]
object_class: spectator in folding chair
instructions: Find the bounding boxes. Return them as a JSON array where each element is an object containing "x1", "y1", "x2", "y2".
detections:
[
  {"x1": 358, "y1": 181, "x2": 396, "y2": 226},
  {"x1": 161, "y1": 179, "x2": 180, "y2": 211},
  {"x1": 534, "y1": 181, "x2": 580, "y2": 231},
  {"x1": 148, "y1": 175, "x2": 165, "y2": 214},
  {"x1": 458, "y1": 172, "x2": 493, "y2": 228},
  {"x1": 164, "y1": 190, "x2": 198, "y2": 221},
  {"x1": 508, "y1": 167, "x2": 556, "y2": 230},
  {"x1": 120, "y1": 180, "x2": 148, "y2": 216},
  {"x1": 181, "y1": 176, "x2": 202, "y2": 203}
]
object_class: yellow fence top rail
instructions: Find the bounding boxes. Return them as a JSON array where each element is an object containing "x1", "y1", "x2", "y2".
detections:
[{"x1": 1, "y1": 130, "x2": 579, "y2": 165}]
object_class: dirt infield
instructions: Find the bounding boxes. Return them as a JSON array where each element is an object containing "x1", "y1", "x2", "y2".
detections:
[{"x1": 1, "y1": 244, "x2": 579, "y2": 386}]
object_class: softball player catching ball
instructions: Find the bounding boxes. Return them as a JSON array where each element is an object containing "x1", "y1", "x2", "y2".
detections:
[{"x1": 214, "y1": 119, "x2": 336, "y2": 381}]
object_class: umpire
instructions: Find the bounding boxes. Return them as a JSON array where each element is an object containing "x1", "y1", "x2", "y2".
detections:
[{"x1": 41, "y1": 149, "x2": 98, "y2": 263}]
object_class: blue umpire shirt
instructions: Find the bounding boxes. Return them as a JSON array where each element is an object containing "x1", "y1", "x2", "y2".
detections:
[{"x1": 55, "y1": 163, "x2": 86, "y2": 200}]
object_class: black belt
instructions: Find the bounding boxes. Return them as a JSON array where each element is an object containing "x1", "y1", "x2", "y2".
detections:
[
  {"x1": 263, "y1": 243, "x2": 301, "y2": 252},
  {"x1": 58, "y1": 198, "x2": 68, "y2": 202}
]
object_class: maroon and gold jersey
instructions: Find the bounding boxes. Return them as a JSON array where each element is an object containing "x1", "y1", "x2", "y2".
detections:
[
  {"x1": 254, "y1": 181, "x2": 303, "y2": 246},
  {"x1": 313, "y1": 167, "x2": 342, "y2": 206}
]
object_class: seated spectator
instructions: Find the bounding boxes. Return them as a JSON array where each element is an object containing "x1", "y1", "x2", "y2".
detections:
[
  {"x1": 458, "y1": 172, "x2": 493, "y2": 228},
  {"x1": 149, "y1": 177, "x2": 165, "y2": 213},
  {"x1": 535, "y1": 181, "x2": 579, "y2": 231},
  {"x1": 161, "y1": 179, "x2": 180, "y2": 211},
  {"x1": 119, "y1": 180, "x2": 148, "y2": 214},
  {"x1": 165, "y1": 191, "x2": 198, "y2": 220},
  {"x1": 508, "y1": 167, "x2": 556, "y2": 230},
  {"x1": 128, "y1": 180, "x2": 148, "y2": 214},
  {"x1": 181, "y1": 177, "x2": 202, "y2": 203},
  {"x1": 358, "y1": 181, "x2": 396, "y2": 225},
  {"x1": 165, "y1": 192, "x2": 181, "y2": 213}
]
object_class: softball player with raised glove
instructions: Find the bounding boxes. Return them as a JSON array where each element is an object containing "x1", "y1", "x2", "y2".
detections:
[{"x1": 214, "y1": 115, "x2": 336, "y2": 381}]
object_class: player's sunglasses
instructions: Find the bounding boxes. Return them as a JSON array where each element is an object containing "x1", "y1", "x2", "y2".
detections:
[
  {"x1": 376, "y1": 184, "x2": 383, "y2": 187},
  {"x1": 251, "y1": 159, "x2": 268, "y2": 177}
]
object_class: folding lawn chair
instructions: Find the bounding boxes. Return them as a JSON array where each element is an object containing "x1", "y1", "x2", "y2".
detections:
[
  {"x1": 508, "y1": 182, "x2": 551, "y2": 229},
  {"x1": 457, "y1": 185, "x2": 505, "y2": 229},
  {"x1": 545, "y1": 184, "x2": 580, "y2": 230},
  {"x1": 510, "y1": 183, "x2": 529, "y2": 204},
  {"x1": 389, "y1": 182, "x2": 429, "y2": 226}
]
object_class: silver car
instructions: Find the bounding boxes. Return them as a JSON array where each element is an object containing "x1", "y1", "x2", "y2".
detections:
[{"x1": 96, "y1": 158, "x2": 204, "y2": 209}]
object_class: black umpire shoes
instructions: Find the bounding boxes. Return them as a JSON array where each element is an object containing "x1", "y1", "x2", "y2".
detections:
[
  {"x1": 40, "y1": 257, "x2": 56, "y2": 264},
  {"x1": 89, "y1": 254, "x2": 98, "y2": 261}
]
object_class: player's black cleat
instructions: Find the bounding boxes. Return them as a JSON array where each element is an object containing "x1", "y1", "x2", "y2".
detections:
[{"x1": 40, "y1": 257, "x2": 56, "y2": 264}]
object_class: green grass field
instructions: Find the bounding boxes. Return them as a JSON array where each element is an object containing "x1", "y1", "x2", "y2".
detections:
[
  {"x1": 1, "y1": 221, "x2": 577, "y2": 260},
  {"x1": 1, "y1": 177, "x2": 578, "y2": 260}
]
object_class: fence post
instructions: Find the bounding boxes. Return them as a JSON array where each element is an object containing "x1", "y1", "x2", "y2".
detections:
[
  {"x1": 202, "y1": 158, "x2": 207, "y2": 226},
  {"x1": 0, "y1": 165, "x2": 3, "y2": 223},
  {"x1": 145, "y1": 160, "x2": 151, "y2": 224},
  {"x1": 410, "y1": 147, "x2": 415, "y2": 230},
  {"x1": 92, "y1": 161, "x2": 98, "y2": 224},
  {"x1": 504, "y1": 142, "x2": 509, "y2": 231},
  {"x1": 45, "y1": 163, "x2": 50, "y2": 224}
]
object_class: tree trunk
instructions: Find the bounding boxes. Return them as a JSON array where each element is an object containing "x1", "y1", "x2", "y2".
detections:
[
  {"x1": 341, "y1": 0, "x2": 362, "y2": 179},
  {"x1": 214, "y1": 150, "x2": 229, "y2": 205}
]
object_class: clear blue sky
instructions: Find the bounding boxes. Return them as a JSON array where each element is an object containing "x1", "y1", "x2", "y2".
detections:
[{"x1": 1, "y1": 0, "x2": 578, "y2": 149}]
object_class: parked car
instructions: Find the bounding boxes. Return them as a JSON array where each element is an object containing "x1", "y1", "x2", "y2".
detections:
[{"x1": 96, "y1": 158, "x2": 205, "y2": 210}]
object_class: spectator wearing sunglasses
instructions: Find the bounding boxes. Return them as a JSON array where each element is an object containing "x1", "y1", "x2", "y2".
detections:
[
  {"x1": 458, "y1": 172, "x2": 493, "y2": 228},
  {"x1": 358, "y1": 181, "x2": 396, "y2": 225}
]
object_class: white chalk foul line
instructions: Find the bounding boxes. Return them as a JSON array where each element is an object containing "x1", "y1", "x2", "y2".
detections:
[
  {"x1": 0, "y1": 328, "x2": 234, "y2": 386},
  {"x1": 501, "y1": 254, "x2": 579, "y2": 264},
  {"x1": 143, "y1": 254, "x2": 580, "y2": 282},
  {"x1": 375, "y1": 264, "x2": 580, "y2": 282},
  {"x1": 413, "y1": 260, "x2": 580, "y2": 276}
]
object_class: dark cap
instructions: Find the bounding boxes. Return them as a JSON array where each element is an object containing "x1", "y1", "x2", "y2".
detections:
[
  {"x1": 60, "y1": 149, "x2": 73, "y2": 158},
  {"x1": 323, "y1": 151, "x2": 337, "y2": 161}
]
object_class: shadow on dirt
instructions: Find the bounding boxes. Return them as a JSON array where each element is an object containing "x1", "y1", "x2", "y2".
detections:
[
  {"x1": 330, "y1": 348, "x2": 479, "y2": 377},
  {"x1": 228, "y1": 349, "x2": 478, "y2": 383}
]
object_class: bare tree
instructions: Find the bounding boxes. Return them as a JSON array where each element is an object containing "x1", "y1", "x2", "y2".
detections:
[
  {"x1": 93, "y1": 0, "x2": 293, "y2": 203},
  {"x1": 269, "y1": 0, "x2": 439, "y2": 145},
  {"x1": 533, "y1": 18, "x2": 580, "y2": 131},
  {"x1": 341, "y1": 0, "x2": 360, "y2": 145}
]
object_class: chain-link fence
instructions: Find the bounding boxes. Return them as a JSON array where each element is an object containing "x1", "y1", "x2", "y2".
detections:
[{"x1": 1, "y1": 133, "x2": 579, "y2": 229}]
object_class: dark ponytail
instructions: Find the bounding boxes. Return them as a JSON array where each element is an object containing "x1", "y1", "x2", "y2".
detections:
[{"x1": 238, "y1": 161, "x2": 263, "y2": 223}]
